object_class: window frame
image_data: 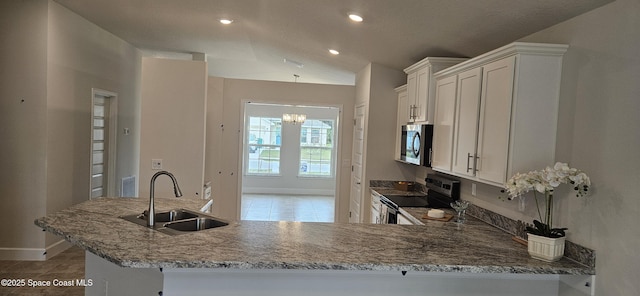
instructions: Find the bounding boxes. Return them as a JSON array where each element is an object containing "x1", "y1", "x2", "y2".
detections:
[{"x1": 244, "y1": 116, "x2": 283, "y2": 176}]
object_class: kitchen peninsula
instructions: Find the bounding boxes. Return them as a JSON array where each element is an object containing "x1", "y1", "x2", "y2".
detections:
[{"x1": 35, "y1": 198, "x2": 594, "y2": 296}]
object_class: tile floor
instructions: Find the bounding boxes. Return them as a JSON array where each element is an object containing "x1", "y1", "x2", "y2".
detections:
[
  {"x1": 241, "y1": 194, "x2": 335, "y2": 222},
  {"x1": 0, "y1": 246, "x2": 85, "y2": 296}
]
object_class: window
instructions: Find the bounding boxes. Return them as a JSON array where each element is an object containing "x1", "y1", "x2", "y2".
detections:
[
  {"x1": 246, "y1": 117, "x2": 282, "y2": 175},
  {"x1": 299, "y1": 120, "x2": 334, "y2": 177}
]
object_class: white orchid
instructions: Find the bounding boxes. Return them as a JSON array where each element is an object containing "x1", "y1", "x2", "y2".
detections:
[
  {"x1": 504, "y1": 162, "x2": 591, "y2": 199},
  {"x1": 501, "y1": 162, "x2": 591, "y2": 238}
]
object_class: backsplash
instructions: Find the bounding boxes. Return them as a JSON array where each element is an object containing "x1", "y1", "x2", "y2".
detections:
[
  {"x1": 369, "y1": 180, "x2": 426, "y2": 193},
  {"x1": 466, "y1": 204, "x2": 596, "y2": 268}
]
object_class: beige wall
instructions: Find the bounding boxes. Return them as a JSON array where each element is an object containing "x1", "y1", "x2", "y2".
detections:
[
  {"x1": 355, "y1": 63, "x2": 417, "y2": 222},
  {"x1": 0, "y1": 0, "x2": 142, "y2": 258},
  {"x1": 456, "y1": 0, "x2": 640, "y2": 294},
  {"x1": 0, "y1": 0, "x2": 49, "y2": 253},
  {"x1": 139, "y1": 58, "x2": 207, "y2": 200},
  {"x1": 205, "y1": 78, "x2": 355, "y2": 222}
]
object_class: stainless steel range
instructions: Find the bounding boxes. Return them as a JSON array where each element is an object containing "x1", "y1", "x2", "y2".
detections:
[
  {"x1": 375, "y1": 174, "x2": 460, "y2": 224},
  {"x1": 378, "y1": 194, "x2": 428, "y2": 224},
  {"x1": 425, "y1": 174, "x2": 460, "y2": 208}
]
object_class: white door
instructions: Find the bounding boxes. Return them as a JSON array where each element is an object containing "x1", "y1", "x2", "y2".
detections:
[
  {"x1": 476, "y1": 56, "x2": 515, "y2": 184},
  {"x1": 349, "y1": 105, "x2": 366, "y2": 223},
  {"x1": 452, "y1": 67, "x2": 483, "y2": 176},
  {"x1": 90, "y1": 89, "x2": 117, "y2": 199},
  {"x1": 431, "y1": 75, "x2": 458, "y2": 171}
]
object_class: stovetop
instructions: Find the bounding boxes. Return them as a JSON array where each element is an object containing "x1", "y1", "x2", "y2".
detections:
[{"x1": 381, "y1": 194, "x2": 429, "y2": 208}]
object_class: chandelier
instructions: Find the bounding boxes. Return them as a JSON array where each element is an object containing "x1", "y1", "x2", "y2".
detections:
[{"x1": 282, "y1": 113, "x2": 306, "y2": 124}]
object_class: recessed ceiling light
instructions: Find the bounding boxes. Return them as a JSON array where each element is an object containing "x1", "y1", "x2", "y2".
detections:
[
  {"x1": 219, "y1": 19, "x2": 233, "y2": 25},
  {"x1": 329, "y1": 49, "x2": 340, "y2": 55},
  {"x1": 348, "y1": 14, "x2": 363, "y2": 22}
]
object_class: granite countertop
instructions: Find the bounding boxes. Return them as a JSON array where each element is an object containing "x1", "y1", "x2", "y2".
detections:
[{"x1": 35, "y1": 197, "x2": 593, "y2": 275}]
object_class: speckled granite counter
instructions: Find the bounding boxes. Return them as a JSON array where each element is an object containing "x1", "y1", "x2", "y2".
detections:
[{"x1": 35, "y1": 196, "x2": 592, "y2": 275}]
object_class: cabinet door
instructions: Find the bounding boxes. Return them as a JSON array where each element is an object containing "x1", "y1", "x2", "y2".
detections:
[
  {"x1": 371, "y1": 206, "x2": 380, "y2": 224},
  {"x1": 406, "y1": 72, "x2": 418, "y2": 122},
  {"x1": 413, "y1": 66, "x2": 431, "y2": 122},
  {"x1": 431, "y1": 75, "x2": 458, "y2": 172},
  {"x1": 397, "y1": 89, "x2": 409, "y2": 125},
  {"x1": 452, "y1": 68, "x2": 483, "y2": 176},
  {"x1": 397, "y1": 213, "x2": 414, "y2": 225},
  {"x1": 396, "y1": 89, "x2": 409, "y2": 159},
  {"x1": 476, "y1": 56, "x2": 515, "y2": 184}
]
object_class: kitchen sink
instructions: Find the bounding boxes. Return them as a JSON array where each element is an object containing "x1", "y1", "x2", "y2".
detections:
[
  {"x1": 120, "y1": 209, "x2": 228, "y2": 235},
  {"x1": 163, "y1": 217, "x2": 228, "y2": 232},
  {"x1": 154, "y1": 209, "x2": 199, "y2": 222}
]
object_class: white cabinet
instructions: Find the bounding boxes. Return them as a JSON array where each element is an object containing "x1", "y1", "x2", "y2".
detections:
[
  {"x1": 402, "y1": 58, "x2": 467, "y2": 124},
  {"x1": 451, "y1": 67, "x2": 484, "y2": 177},
  {"x1": 371, "y1": 194, "x2": 383, "y2": 224},
  {"x1": 394, "y1": 85, "x2": 409, "y2": 160},
  {"x1": 431, "y1": 75, "x2": 458, "y2": 171},
  {"x1": 475, "y1": 57, "x2": 516, "y2": 184},
  {"x1": 432, "y1": 42, "x2": 568, "y2": 187},
  {"x1": 397, "y1": 213, "x2": 414, "y2": 225}
]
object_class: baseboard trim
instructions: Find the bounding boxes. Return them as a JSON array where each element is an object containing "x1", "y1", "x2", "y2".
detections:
[
  {"x1": 242, "y1": 187, "x2": 334, "y2": 196},
  {"x1": 0, "y1": 239, "x2": 72, "y2": 261},
  {"x1": 45, "y1": 239, "x2": 72, "y2": 259}
]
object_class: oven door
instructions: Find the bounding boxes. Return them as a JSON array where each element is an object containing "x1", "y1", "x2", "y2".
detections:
[{"x1": 380, "y1": 198, "x2": 398, "y2": 224}]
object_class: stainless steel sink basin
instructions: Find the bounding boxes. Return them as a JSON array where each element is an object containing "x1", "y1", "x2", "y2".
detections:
[
  {"x1": 154, "y1": 209, "x2": 199, "y2": 222},
  {"x1": 163, "y1": 217, "x2": 228, "y2": 232},
  {"x1": 120, "y1": 209, "x2": 228, "y2": 235}
]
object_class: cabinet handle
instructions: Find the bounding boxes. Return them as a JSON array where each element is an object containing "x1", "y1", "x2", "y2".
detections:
[
  {"x1": 466, "y1": 153, "x2": 473, "y2": 173},
  {"x1": 474, "y1": 155, "x2": 480, "y2": 172},
  {"x1": 409, "y1": 105, "x2": 414, "y2": 119},
  {"x1": 428, "y1": 148, "x2": 433, "y2": 165}
]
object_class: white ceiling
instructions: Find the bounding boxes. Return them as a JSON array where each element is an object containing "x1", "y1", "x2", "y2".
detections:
[{"x1": 54, "y1": 0, "x2": 611, "y2": 85}]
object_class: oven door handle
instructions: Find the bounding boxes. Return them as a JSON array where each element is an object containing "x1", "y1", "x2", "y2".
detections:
[{"x1": 379, "y1": 197, "x2": 396, "y2": 209}]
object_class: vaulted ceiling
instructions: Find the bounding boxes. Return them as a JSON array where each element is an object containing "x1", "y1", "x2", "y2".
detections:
[{"x1": 54, "y1": 0, "x2": 612, "y2": 85}]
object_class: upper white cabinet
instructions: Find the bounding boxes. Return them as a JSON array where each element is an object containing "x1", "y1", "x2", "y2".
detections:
[
  {"x1": 432, "y1": 42, "x2": 568, "y2": 187},
  {"x1": 394, "y1": 85, "x2": 408, "y2": 158},
  {"x1": 402, "y1": 58, "x2": 467, "y2": 124},
  {"x1": 431, "y1": 75, "x2": 458, "y2": 171}
]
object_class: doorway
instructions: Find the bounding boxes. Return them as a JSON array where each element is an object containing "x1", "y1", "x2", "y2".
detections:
[
  {"x1": 240, "y1": 102, "x2": 340, "y2": 222},
  {"x1": 90, "y1": 89, "x2": 118, "y2": 199}
]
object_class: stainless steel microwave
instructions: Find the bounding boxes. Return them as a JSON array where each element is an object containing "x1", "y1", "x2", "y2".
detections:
[{"x1": 399, "y1": 124, "x2": 433, "y2": 166}]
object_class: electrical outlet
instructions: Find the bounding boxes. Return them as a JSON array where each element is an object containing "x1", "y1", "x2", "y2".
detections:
[
  {"x1": 471, "y1": 183, "x2": 477, "y2": 196},
  {"x1": 152, "y1": 159, "x2": 162, "y2": 170}
]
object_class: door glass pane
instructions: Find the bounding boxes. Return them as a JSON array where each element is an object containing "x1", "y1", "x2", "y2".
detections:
[
  {"x1": 94, "y1": 105, "x2": 105, "y2": 117},
  {"x1": 299, "y1": 119, "x2": 334, "y2": 177},
  {"x1": 92, "y1": 164, "x2": 104, "y2": 175},
  {"x1": 246, "y1": 117, "x2": 281, "y2": 175},
  {"x1": 92, "y1": 152, "x2": 103, "y2": 164},
  {"x1": 91, "y1": 188, "x2": 103, "y2": 198},
  {"x1": 93, "y1": 129, "x2": 104, "y2": 141}
]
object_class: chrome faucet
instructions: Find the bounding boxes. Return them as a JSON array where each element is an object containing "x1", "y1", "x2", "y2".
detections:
[{"x1": 148, "y1": 170, "x2": 183, "y2": 227}]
